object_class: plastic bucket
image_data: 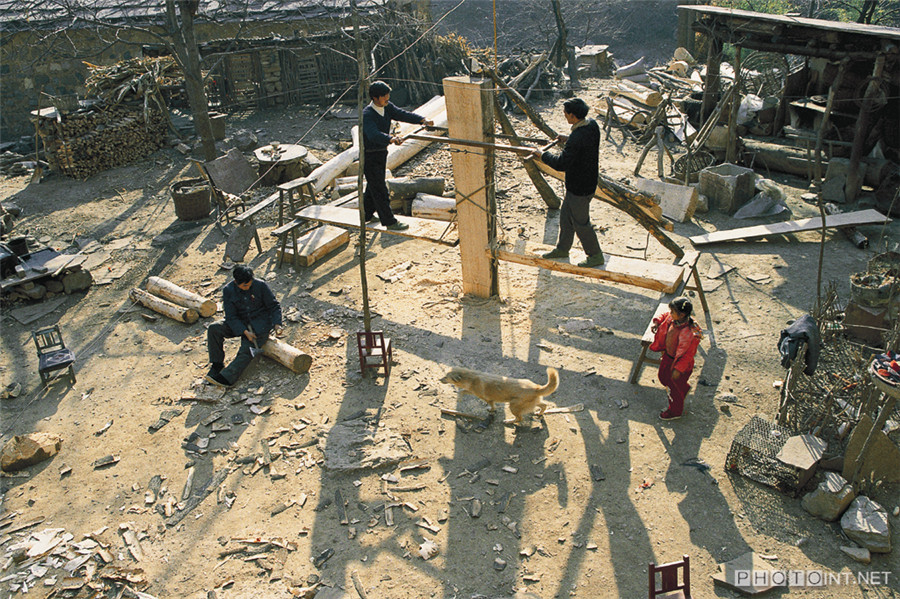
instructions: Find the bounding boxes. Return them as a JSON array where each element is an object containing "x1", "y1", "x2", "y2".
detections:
[{"x1": 170, "y1": 178, "x2": 211, "y2": 221}]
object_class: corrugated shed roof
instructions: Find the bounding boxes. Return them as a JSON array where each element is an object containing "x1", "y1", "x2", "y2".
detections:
[{"x1": 0, "y1": 1, "x2": 388, "y2": 33}]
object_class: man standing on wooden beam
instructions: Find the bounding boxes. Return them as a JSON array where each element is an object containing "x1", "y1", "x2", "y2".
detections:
[
  {"x1": 363, "y1": 81, "x2": 434, "y2": 231},
  {"x1": 531, "y1": 98, "x2": 604, "y2": 268}
]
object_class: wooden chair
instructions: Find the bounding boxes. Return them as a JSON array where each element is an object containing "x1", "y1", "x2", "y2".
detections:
[
  {"x1": 649, "y1": 555, "x2": 691, "y2": 599},
  {"x1": 356, "y1": 331, "x2": 392, "y2": 376},
  {"x1": 32, "y1": 324, "x2": 76, "y2": 385},
  {"x1": 193, "y1": 148, "x2": 265, "y2": 252}
]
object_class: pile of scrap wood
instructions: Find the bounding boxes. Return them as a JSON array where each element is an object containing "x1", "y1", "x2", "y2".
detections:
[
  {"x1": 494, "y1": 52, "x2": 569, "y2": 103},
  {"x1": 83, "y1": 56, "x2": 181, "y2": 109},
  {"x1": 598, "y1": 48, "x2": 705, "y2": 142}
]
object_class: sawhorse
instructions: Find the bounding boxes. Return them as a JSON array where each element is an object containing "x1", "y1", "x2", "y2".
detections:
[{"x1": 274, "y1": 176, "x2": 317, "y2": 268}]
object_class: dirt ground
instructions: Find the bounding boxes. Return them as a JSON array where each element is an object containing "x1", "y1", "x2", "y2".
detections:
[{"x1": 1, "y1": 77, "x2": 898, "y2": 599}]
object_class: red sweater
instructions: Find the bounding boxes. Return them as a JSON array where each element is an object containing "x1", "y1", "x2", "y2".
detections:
[{"x1": 649, "y1": 312, "x2": 703, "y2": 374}]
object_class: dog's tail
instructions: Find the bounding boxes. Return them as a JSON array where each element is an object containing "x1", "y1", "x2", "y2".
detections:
[{"x1": 540, "y1": 367, "x2": 559, "y2": 396}]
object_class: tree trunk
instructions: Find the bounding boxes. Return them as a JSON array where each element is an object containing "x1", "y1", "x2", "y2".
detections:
[{"x1": 165, "y1": 1, "x2": 216, "y2": 161}]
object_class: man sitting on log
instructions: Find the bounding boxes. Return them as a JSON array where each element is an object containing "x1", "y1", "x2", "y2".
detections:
[
  {"x1": 206, "y1": 266, "x2": 282, "y2": 387},
  {"x1": 531, "y1": 97, "x2": 604, "y2": 268},
  {"x1": 362, "y1": 80, "x2": 433, "y2": 231}
]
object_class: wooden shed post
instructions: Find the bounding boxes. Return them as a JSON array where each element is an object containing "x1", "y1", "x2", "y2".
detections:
[
  {"x1": 700, "y1": 37, "x2": 722, "y2": 124},
  {"x1": 442, "y1": 76, "x2": 498, "y2": 298},
  {"x1": 846, "y1": 55, "x2": 886, "y2": 203}
]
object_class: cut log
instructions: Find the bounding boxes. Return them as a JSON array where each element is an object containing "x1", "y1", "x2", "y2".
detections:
[
  {"x1": 615, "y1": 56, "x2": 646, "y2": 79},
  {"x1": 129, "y1": 288, "x2": 199, "y2": 324},
  {"x1": 261, "y1": 338, "x2": 312, "y2": 373},
  {"x1": 308, "y1": 127, "x2": 359, "y2": 193},
  {"x1": 596, "y1": 99, "x2": 648, "y2": 127},
  {"x1": 411, "y1": 193, "x2": 456, "y2": 221},
  {"x1": 388, "y1": 177, "x2": 445, "y2": 202},
  {"x1": 742, "y1": 138, "x2": 817, "y2": 178},
  {"x1": 146, "y1": 276, "x2": 216, "y2": 318},
  {"x1": 611, "y1": 80, "x2": 662, "y2": 107},
  {"x1": 632, "y1": 177, "x2": 699, "y2": 223}
]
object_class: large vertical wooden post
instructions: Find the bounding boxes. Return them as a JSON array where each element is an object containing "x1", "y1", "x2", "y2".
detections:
[
  {"x1": 700, "y1": 38, "x2": 722, "y2": 124},
  {"x1": 443, "y1": 76, "x2": 497, "y2": 298},
  {"x1": 846, "y1": 55, "x2": 886, "y2": 203}
]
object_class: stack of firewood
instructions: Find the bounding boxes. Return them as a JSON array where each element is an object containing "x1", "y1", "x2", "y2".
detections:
[
  {"x1": 35, "y1": 102, "x2": 167, "y2": 179},
  {"x1": 33, "y1": 56, "x2": 181, "y2": 178}
]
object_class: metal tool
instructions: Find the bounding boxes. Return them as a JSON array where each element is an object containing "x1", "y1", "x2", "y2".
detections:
[{"x1": 247, "y1": 324, "x2": 261, "y2": 358}]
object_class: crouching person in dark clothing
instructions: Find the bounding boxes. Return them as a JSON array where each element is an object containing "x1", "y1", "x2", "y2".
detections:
[{"x1": 206, "y1": 266, "x2": 282, "y2": 387}]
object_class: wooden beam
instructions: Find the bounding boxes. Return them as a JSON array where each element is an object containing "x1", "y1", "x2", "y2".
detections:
[
  {"x1": 689, "y1": 209, "x2": 890, "y2": 246},
  {"x1": 443, "y1": 76, "x2": 498, "y2": 297},
  {"x1": 295, "y1": 205, "x2": 458, "y2": 246},
  {"x1": 489, "y1": 240, "x2": 684, "y2": 293}
]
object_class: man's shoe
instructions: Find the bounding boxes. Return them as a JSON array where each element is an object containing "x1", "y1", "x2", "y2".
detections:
[
  {"x1": 542, "y1": 248, "x2": 569, "y2": 259},
  {"x1": 205, "y1": 371, "x2": 232, "y2": 388},
  {"x1": 207, "y1": 363, "x2": 223, "y2": 377},
  {"x1": 659, "y1": 410, "x2": 682, "y2": 421},
  {"x1": 365, "y1": 215, "x2": 378, "y2": 223},
  {"x1": 386, "y1": 221, "x2": 409, "y2": 231},
  {"x1": 578, "y1": 252, "x2": 605, "y2": 268}
]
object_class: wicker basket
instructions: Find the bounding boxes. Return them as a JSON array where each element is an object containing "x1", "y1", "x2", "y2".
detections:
[{"x1": 170, "y1": 178, "x2": 211, "y2": 221}]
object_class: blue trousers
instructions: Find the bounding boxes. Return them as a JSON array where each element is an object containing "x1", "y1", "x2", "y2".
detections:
[{"x1": 207, "y1": 320, "x2": 269, "y2": 384}]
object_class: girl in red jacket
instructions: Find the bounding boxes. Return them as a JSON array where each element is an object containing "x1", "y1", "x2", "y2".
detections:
[{"x1": 649, "y1": 297, "x2": 703, "y2": 420}]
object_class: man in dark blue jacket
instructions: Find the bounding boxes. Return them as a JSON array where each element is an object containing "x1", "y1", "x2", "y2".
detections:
[
  {"x1": 362, "y1": 81, "x2": 433, "y2": 231},
  {"x1": 206, "y1": 266, "x2": 282, "y2": 387},
  {"x1": 532, "y1": 98, "x2": 604, "y2": 268}
]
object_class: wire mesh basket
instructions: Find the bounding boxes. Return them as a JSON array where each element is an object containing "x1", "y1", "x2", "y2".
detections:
[{"x1": 725, "y1": 416, "x2": 807, "y2": 494}]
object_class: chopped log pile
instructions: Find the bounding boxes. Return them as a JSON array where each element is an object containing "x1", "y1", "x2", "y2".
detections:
[
  {"x1": 34, "y1": 104, "x2": 167, "y2": 179},
  {"x1": 33, "y1": 57, "x2": 177, "y2": 179}
]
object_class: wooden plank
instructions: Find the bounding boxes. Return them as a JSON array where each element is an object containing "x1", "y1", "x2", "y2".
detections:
[
  {"x1": 443, "y1": 75, "x2": 497, "y2": 297},
  {"x1": 279, "y1": 225, "x2": 349, "y2": 267},
  {"x1": 295, "y1": 205, "x2": 458, "y2": 246},
  {"x1": 489, "y1": 240, "x2": 684, "y2": 293},
  {"x1": 689, "y1": 209, "x2": 890, "y2": 246},
  {"x1": 233, "y1": 192, "x2": 279, "y2": 223}
]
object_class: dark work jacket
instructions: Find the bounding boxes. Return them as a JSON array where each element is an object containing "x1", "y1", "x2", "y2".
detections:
[
  {"x1": 362, "y1": 102, "x2": 425, "y2": 153},
  {"x1": 222, "y1": 279, "x2": 282, "y2": 337},
  {"x1": 541, "y1": 118, "x2": 600, "y2": 196},
  {"x1": 778, "y1": 314, "x2": 821, "y2": 375}
]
